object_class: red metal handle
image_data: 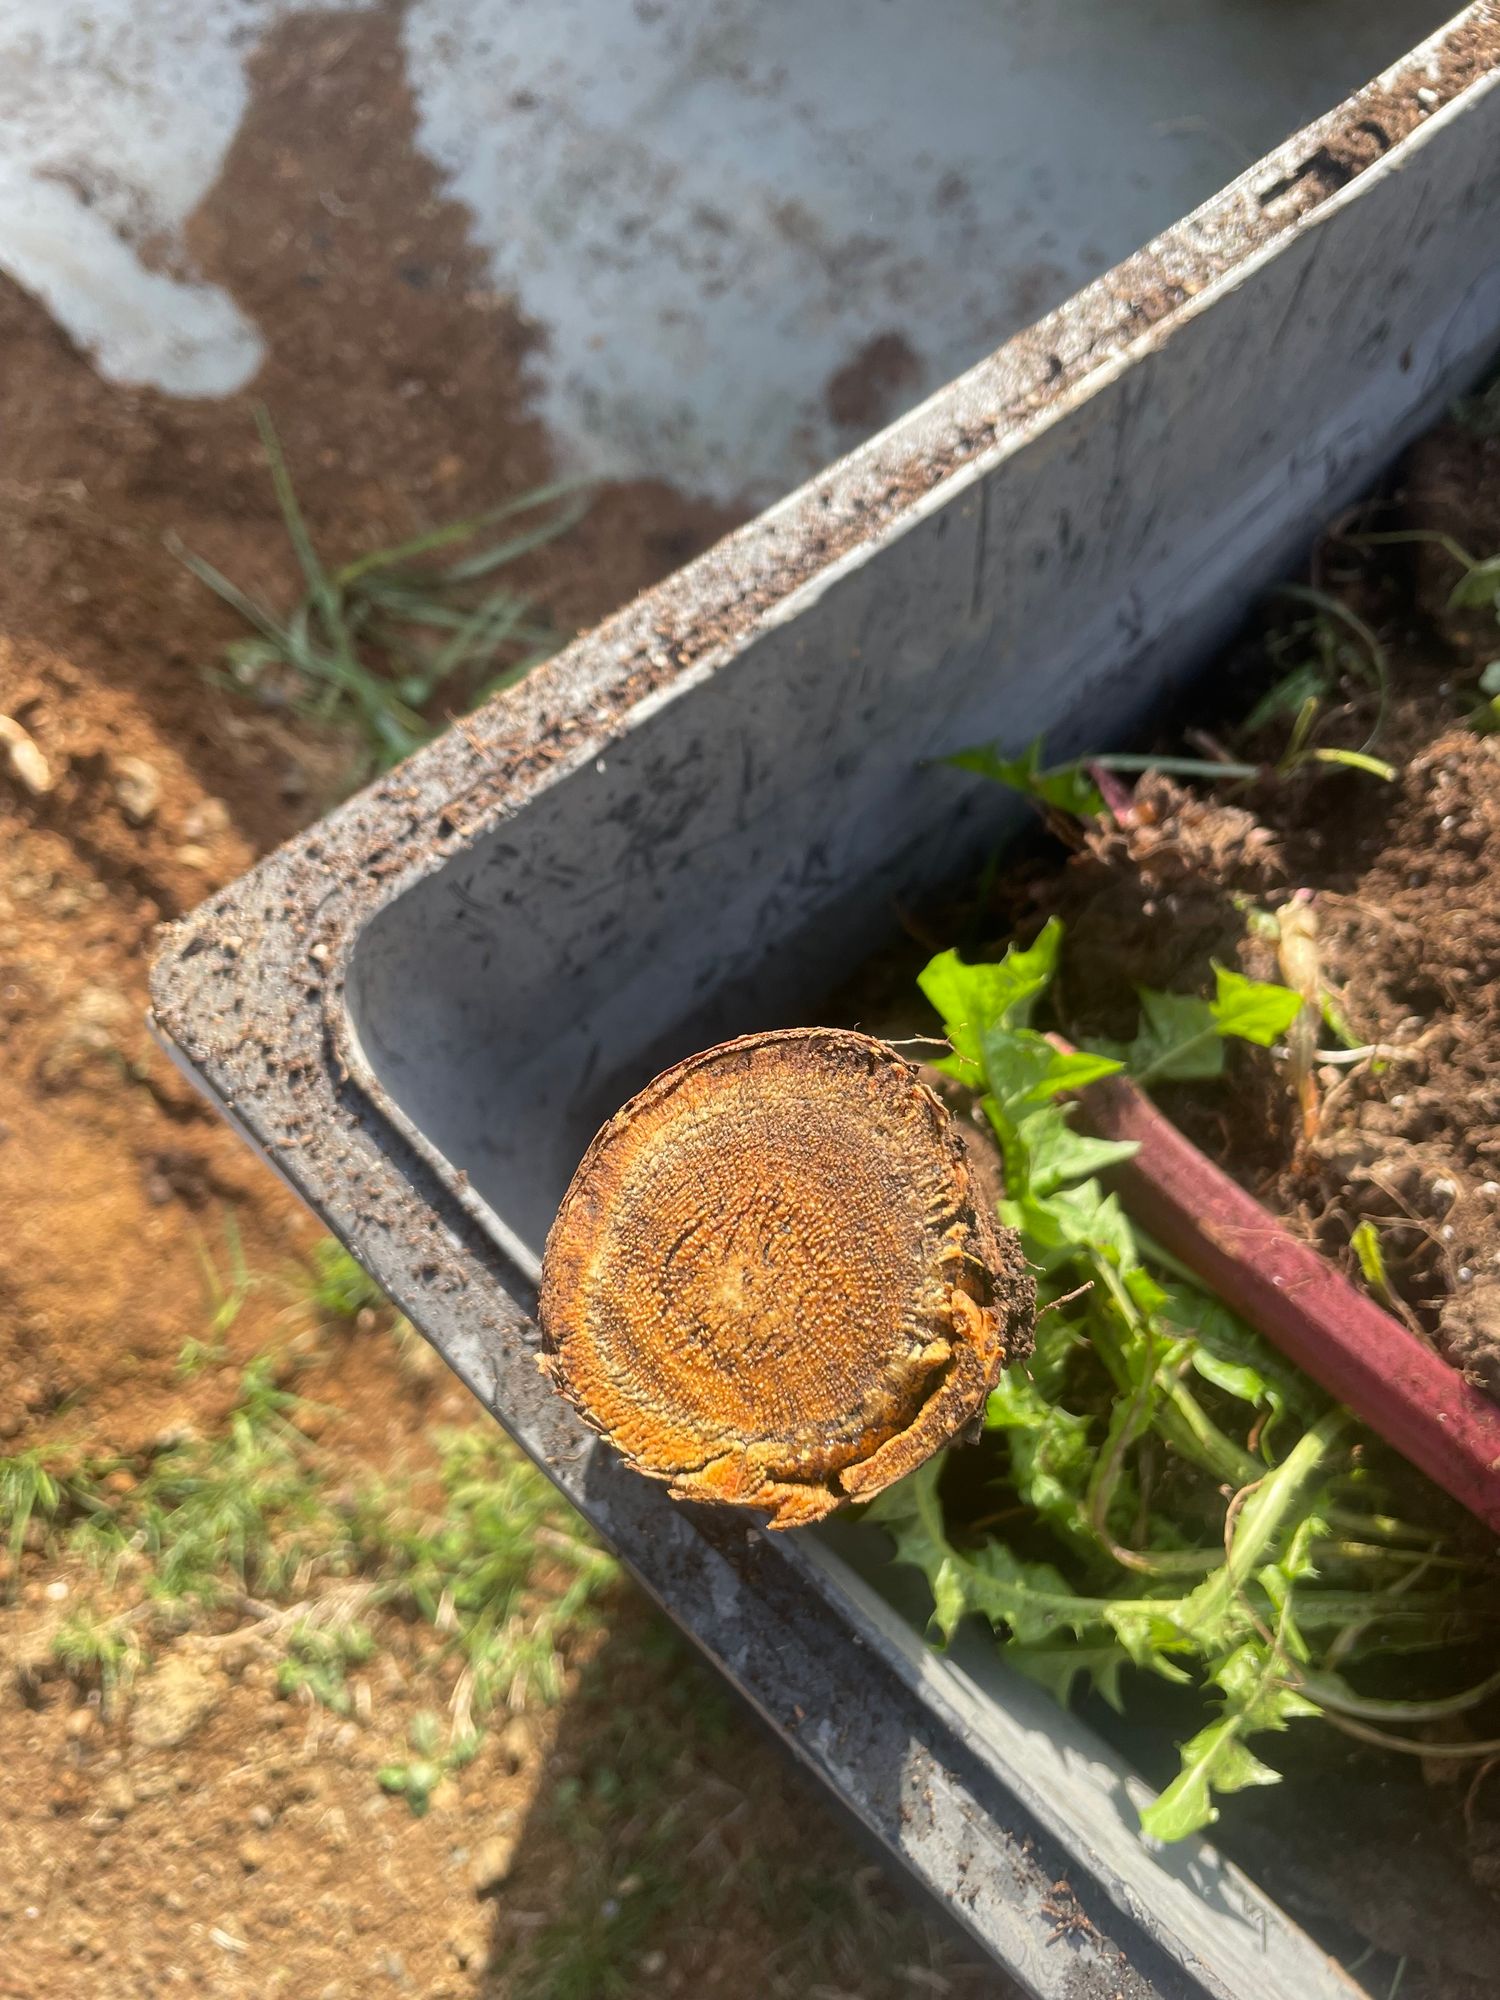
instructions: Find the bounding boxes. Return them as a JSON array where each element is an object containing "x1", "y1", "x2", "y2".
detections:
[{"x1": 1063, "y1": 1058, "x2": 1500, "y2": 1535}]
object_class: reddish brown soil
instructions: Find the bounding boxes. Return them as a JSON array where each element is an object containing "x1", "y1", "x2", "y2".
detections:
[
  {"x1": 0, "y1": 0, "x2": 744, "y2": 1460},
  {"x1": 3, "y1": 1568, "x2": 1002, "y2": 2000},
  {"x1": 0, "y1": 10, "x2": 1008, "y2": 1998}
]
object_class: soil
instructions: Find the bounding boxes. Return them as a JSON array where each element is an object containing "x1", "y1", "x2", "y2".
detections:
[
  {"x1": 992, "y1": 412, "x2": 1500, "y2": 1402},
  {"x1": 0, "y1": 2, "x2": 741, "y2": 1463},
  {"x1": 0, "y1": 9, "x2": 1008, "y2": 1998}
]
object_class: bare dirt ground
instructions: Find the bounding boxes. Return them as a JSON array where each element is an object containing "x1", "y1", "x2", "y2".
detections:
[{"x1": 0, "y1": 9, "x2": 1012, "y2": 1997}]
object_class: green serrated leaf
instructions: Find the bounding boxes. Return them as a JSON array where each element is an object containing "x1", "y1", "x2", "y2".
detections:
[
  {"x1": 961, "y1": 1540, "x2": 1110, "y2": 1648},
  {"x1": 1102, "y1": 1603, "x2": 1195, "y2": 1684},
  {"x1": 985, "y1": 1371, "x2": 1094, "y2": 1548},
  {"x1": 979, "y1": 1027, "x2": 1122, "y2": 1116},
  {"x1": 864, "y1": 1460, "x2": 969, "y2": 1642},
  {"x1": 1008, "y1": 1641, "x2": 1132, "y2": 1712},
  {"x1": 1124, "y1": 987, "x2": 1225, "y2": 1085},
  {"x1": 1208, "y1": 963, "x2": 1305, "y2": 1047},
  {"x1": 1016, "y1": 1106, "x2": 1139, "y2": 1198},
  {"x1": 1120, "y1": 967, "x2": 1302, "y2": 1086},
  {"x1": 947, "y1": 739, "x2": 1105, "y2": 819},
  {"x1": 1158, "y1": 1281, "x2": 1323, "y2": 1430},
  {"x1": 1142, "y1": 1633, "x2": 1324, "y2": 1840},
  {"x1": 918, "y1": 921, "x2": 1065, "y2": 1070},
  {"x1": 1139, "y1": 1718, "x2": 1283, "y2": 1842},
  {"x1": 868, "y1": 1460, "x2": 1110, "y2": 1649},
  {"x1": 1044, "y1": 1181, "x2": 1139, "y2": 1270}
]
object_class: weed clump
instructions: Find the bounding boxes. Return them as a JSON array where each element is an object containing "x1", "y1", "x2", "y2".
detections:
[
  {"x1": 887, "y1": 920, "x2": 1500, "y2": 1840},
  {"x1": 176, "y1": 408, "x2": 585, "y2": 775},
  {"x1": 2, "y1": 1305, "x2": 616, "y2": 1806}
]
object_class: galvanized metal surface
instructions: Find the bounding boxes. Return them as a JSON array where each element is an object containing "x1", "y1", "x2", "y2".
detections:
[{"x1": 152, "y1": 12, "x2": 1500, "y2": 1998}]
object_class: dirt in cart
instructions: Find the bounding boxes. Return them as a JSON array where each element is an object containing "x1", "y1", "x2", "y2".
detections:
[
  {"x1": 0, "y1": 8, "x2": 1007, "y2": 1999},
  {"x1": 966, "y1": 407, "x2": 1500, "y2": 1406}
]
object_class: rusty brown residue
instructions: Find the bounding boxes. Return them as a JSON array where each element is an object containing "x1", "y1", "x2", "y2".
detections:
[
  {"x1": 538, "y1": 1028, "x2": 1034, "y2": 1528},
  {"x1": 825, "y1": 331, "x2": 923, "y2": 430}
]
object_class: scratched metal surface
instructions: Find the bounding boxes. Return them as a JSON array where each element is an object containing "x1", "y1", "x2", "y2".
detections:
[{"x1": 152, "y1": 15, "x2": 1500, "y2": 1998}]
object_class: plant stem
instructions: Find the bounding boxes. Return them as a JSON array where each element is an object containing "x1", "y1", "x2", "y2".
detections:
[
  {"x1": 1319, "y1": 1711, "x2": 1500, "y2": 1759},
  {"x1": 1086, "y1": 753, "x2": 1261, "y2": 782},
  {"x1": 1177, "y1": 1411, "x2": 1345, "y2": 1644},
  {"x1": 1290, "y1": 1662, "x2": 1500, "y2": 1723}
]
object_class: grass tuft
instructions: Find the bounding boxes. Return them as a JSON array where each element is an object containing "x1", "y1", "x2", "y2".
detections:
[
  {"x1": 52, "y1": 1605, "x2": 145, "y2": 1712},
  {"x1": 2, "y1": 1332, "x2": 616, "y2": 1806},
  {"x1": 367, "y1": 1427, "x2": 616, "y2": 1715},
  {"x1": 174, "y1": 407, "x2": 587, "y2": 775},
  {"x1": 298, "y1": 1238, "x2": 389, "y2": 1322}
]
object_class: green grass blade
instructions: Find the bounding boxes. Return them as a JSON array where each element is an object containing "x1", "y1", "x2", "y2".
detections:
[
  {"x1": 334, "y1": 479, "x2": 587, "y2": 588},
  {"x1": 168, "y1": 538, "x2": 290, "y2": 651},
  {"x1": 254, "y1": 407, "x2": 342, "y2": 634}
]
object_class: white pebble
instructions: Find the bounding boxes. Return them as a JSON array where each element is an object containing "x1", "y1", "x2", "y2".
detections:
[{"x1": 1459, "y1": 1267, "x2": 1475, "y2": 1283}]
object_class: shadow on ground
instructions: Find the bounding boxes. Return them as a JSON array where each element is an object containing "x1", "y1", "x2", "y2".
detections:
[{"x1": 476, "y1": 1582, "x2": 1016, "y2": 2000}]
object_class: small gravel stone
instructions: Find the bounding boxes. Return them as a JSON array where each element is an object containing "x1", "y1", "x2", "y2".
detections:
[
  {"x1": 98, "y1": 1774, "x2": 136, "y2": 1818},
  {"x1": 182, "y1": 797, "x2": 231, "y2": 841},
  {"x1": 128, "y1": 1649, "x2": 225, "y2": 1750},
  {"x1": 112, "y1": 755, "x2": 163, "y2": 826},
  {"x1": 469, "y1": 1830, "x2": 520, "y2": 1894}
]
